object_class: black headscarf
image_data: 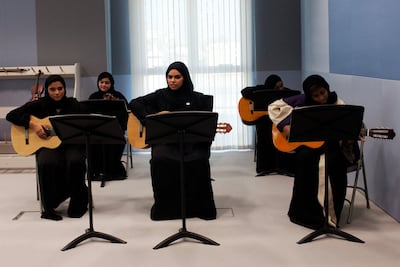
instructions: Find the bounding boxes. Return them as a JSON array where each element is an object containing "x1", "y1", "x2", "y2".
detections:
[
  {"x1": 302, "y1": 74, "x2": 338, "y2": 105},
  {"x1": 44, "y1": 74, "x2": 66, "y2": 98},
  {"x1": 264, "y1": 74, "x2": 282, "y2": 89},
  {"x1": 43, "y1": 74, "x2": 68, "y2": 111},
  {"x1": 165, "y1": 61, "x2": 194, "y2": 95},
  {"x1": 97, "y1": 71, "x2": 116, "y2": 93}
]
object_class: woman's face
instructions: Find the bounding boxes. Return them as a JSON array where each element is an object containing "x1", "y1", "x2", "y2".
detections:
[
  {"x1": 274, "y1": 81, "x2": 284, "y2": 90},
  {"x1": 310, "y1": 86, "x2": 329, "y2": 104},
  {"x1": 98, "y1": 78, "x2": 112, "y2": 92},
  {"x1": 167, "y1": 69, "x2": 184, "y2": 91},
  {"x1": 47, "y1": 81, "x2": 65, "y2": 101}
]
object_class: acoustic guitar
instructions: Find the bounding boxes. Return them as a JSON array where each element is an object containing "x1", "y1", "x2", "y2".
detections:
[
  {"x1": 127, "y1": 113, "x2": 232, "y2": 149},
  {"x1": 272, "y1": 124, "x2": 396, "y2": 153},
  {"x1": 272, "y1": 124, "x2": 324, "y2": 152},
  {"x1": 11, "y1": 116, "x2": 61, "y2": 156},
  {"x1": 238, "y1": 97, "x2": 268, "y2": 125}
]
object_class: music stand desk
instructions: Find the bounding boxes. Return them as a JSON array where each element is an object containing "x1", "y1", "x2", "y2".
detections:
[
  {"x1": 79, "y1": 100, "x2": 129, "y2": 186},
  {"x1": 241, "y1": 88, "x2": 300, "y2": 111}
]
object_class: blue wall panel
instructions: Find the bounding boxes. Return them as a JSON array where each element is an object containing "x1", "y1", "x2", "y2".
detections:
[{"x1": 329, "y1": 0, "x2": 400, "y2": 80}]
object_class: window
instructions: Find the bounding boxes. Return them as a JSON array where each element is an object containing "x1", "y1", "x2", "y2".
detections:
[{"x1": 129, "y1": 0, "x2": 254, "y2": 149}]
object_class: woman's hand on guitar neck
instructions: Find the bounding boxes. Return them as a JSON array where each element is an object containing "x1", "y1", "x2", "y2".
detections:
[{"x1": 282, "y1": 125, "x2": 291, "y2": 139}]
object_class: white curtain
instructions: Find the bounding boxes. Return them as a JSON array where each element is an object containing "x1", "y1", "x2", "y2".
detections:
[{"x1": 128, "y1": 0, "x2": 254, "y2": 149}]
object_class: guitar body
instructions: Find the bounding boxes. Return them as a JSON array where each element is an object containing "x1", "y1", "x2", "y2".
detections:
[
  {"x1": 238, "y1": 97, "x2": 268, "y2": 125},
  {"x1": 127, "y1": 113, "x2": 149, "y2": 149},
  {"x1": 272, "y1": 124, "x2": 324, "y2": 152},
  {"x1": 11, "y1": 116, "x2": 61, "y2": 156}
]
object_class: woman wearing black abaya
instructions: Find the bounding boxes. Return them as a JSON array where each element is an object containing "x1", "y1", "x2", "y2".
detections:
[
  {"x1": 243, "y1": 74, "x2": 297, "y2": 176},
  {"x1": 268, "y1": 75, "x2": 348, "y2": 229},
  {"x1": 88, "y1": 72, "x2": 128, "y2": 181},
  {"x1": 6, "y1": 75, "x2": 88, "y2": 221},
  {"x1": 128, "y1": 61, "x2": 217, "y2": 221}
]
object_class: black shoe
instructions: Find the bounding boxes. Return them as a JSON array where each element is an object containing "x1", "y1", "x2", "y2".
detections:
[
  {"x1": 109, "y1": 174, "x2": 127, "y2": 181},
  {"x1": 255, "y1": 169, "x2": 276, "y2": 176},
  {"x1": 110, "y1": 163, "x2": 127, "y2": 180},
  {"x1": 68, "y1": 207, "x2": 88, "y2": 218},
  {"x1": 91, "y1": 173, "x2": 106, "y2": 181},
  {"x1": 277, "y1": 169, "x2": 295, "y2": 177},
  {"x1": 41, "y1": 210, "x2": 62, "y2": 221}
]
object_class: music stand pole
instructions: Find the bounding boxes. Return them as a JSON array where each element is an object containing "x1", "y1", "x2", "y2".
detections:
[
  {"x1": 286, "y1": 105, "x2": 365, "y2": 244},
  {"x1": 49, "y1": 114, "x2": 127, "y2": 251},
  {"x1": 144, "y1": 111, "x2": 220, "y2": 249},
  {"x1": 153, "y1": 130, "x2": 219, "y2": 249}
]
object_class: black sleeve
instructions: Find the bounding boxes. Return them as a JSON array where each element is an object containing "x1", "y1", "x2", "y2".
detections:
[
  {"x1": 6, "y1": 100, "x2": 44, "y2": 128},
  {"x1": 128, "y1": 91, "x2": 160, "y2": 125}
]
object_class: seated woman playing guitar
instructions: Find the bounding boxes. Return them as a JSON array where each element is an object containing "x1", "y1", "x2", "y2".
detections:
[
  {"x1": 6, "y1": 75, "x2": 88, "y2": 221},
  {"x1": 240, "y1": 74, "x2": 298, "y2": 176},
  {"x1": 128, "y1": 61, "x2": 217, "y2": 221},
  {"x1": 268, "y1": 74, "x2": 348, "y2": 230}
]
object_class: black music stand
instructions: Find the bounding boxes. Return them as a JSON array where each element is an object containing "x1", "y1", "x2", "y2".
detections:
[
  {"x1": 241, "y1": 87, "x2": 300, "y2": 106},
  {"x1": 241, "y1": 87, "x2": 300, "y2": 118},
  {"x1": 287, "y1": 104, "x2": 365, "y2": 244},
  {"x1": 80, "y1": 100, "x2": 129, "y2": 187},
  {"x1": 49, "y1": 114, "x2": 127, "y2": 251},
  {"x1": 79, "y1": 99, "x2": 128, "y2": 128},
  {"x1": 145, "y1": 111, "x2": 220, "y2": 249}
]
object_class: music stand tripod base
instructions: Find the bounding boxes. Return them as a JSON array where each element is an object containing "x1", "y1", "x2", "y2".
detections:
[
  {"x1": 62, "y1": 229, "x2": 127, "y2": 251},
  {"x1": 153, "y1": 228, "x2": 220, "y2": 249},
  {"x1": 297, "y1": 225, "x2": 364, "y2": 244}
]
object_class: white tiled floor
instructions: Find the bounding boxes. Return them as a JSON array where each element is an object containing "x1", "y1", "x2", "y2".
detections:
[{"x1": 1, "y1": 151, "x2": 399, "y2": 267}]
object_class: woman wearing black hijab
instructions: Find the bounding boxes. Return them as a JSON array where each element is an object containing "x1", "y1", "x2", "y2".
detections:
[
  {"x1": 88, "y1": 72, "x2": 128, "y2": 181},
  {"x1": 249, "y1": 74, "x2": 298, "y2": 176},
  {"x1": 6, "y1": 75, "x2": 88, "y2": 221},
  {"x1": 268, "y1": 74, "x2": 348, "y2": 230},
  {"x1": 264, "y1": 74, "x2": 284, "y2": 90},
  {"x1": 129, "y1": 61, "x2": 217, "y2": 221}
]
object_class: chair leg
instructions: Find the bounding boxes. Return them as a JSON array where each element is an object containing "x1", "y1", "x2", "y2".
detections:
[
  {"x1": 35, "y1": 155, "x2": 42, "y2": 209},
  {"x1": 253, "y1": 129, "x2": 257, "y2": 162},
  {"x1": 347, "y1": 158, "x2": 369, "y2": 224},
  {"x1": 129, "y1": 144, "x2": 133, "y2": 168},
  {"x1": 36, "y1": 175, "x2": 40, "y2": 200},
  {"x1": 361, "y1": 157, "x2": 370, "y2": 209},
  {"x1": 347, "y1": 166, "x2": 360, "y2": 224},
  {"x1": 123, "y1": 143, "x2": 133, "y2": 175}
]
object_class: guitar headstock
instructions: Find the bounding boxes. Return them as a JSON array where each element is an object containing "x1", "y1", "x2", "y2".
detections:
[
  {"x1": 217, "y1": 122, "x2": 232, "y2": 134},
  {"x1": 366, "y1": 128, "x2": 396, "y2": 140}
]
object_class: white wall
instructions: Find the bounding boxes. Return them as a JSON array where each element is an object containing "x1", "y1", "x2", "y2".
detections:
[{"x1": 301, "y1": 0, "x2": 400, "y2": 221}]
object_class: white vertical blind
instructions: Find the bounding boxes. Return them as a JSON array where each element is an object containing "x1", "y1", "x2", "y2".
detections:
[{"x1": 129, "y1": 0, "x2": 254, "y2": 149}]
